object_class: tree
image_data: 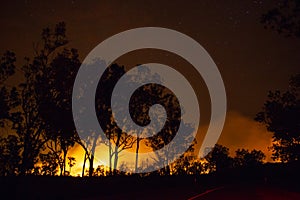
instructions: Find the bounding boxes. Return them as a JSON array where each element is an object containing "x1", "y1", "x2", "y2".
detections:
[
  {"x1": 140, "y1": 84, "x2": 195, "y2": 174},
  {"x1": 0, "y1": 87, "x2": 10, "y2": 127},
  {"x1": 0, "y1": 51, "x2": 15, "y2": 84},
  {"x1": 0, "y1": 22, "x2": 83, "y2": 176},
  {"x1": 0, "y1": 51, "x2": 16, "y2": 126},
  {"x1": 96, "y1": 63, "x2": 197, "y2": 175},
  {"x1": 0, "y1": 135, "x2": 22, "y2": 176},
  {"x1": 256, "y1": 74, "x2": 300, "y2": 162},
  {"x1": 40, "y1": 152, "x2": 60, "y2": 176},
  {"x1": 44, "y1": 139, "x2": 65, "y2": 176},
  {"x1": 95, "y1": 63, "x2": 136, "y2": 175},
  {"x1": 131, "y1": 82, "x2": 179, "y2": 174},
  {"x1": 36, "y1": 47, "x2": 81, "y2": 176},
  {"x1": 8, "y1": 22, "x2": 74, "y2": 175},
  {"x1": 93, "y1": 165, "x2": 106, "y2": 176},
  {"x1": 234, "y1": 149, "x2": 265, "y2": 168},
  {"x1": 67, "y1": 156, "x2": 76, "y2": 175},
  {"x1": 187, "y1": 159, "x2": 205, "y2": 175},
  {"x1": 172, "y1": 155, "x2": 203, "y2": 175},
  {"x1": 261, "y1": 0, "x2": 300, "y2": 37},
  {"x1": 0, "y1": 51, "x2": 21, "y2": 177},
  {"x1": 204, "y1": 144, "x2": 233, "y2": 173}
]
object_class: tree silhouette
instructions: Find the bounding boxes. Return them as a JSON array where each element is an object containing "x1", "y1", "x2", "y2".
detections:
[
  {"x1": 0, "y1": 22, "x2": 203, "y2": 178},
  {"x1": 205, "y1": 144, "x2": 233, "y2": 173},
  {"x1": 0, "y1": 51, "x2": 16, "y2": 126},
  {"x1": 11, "y1": 70, "x2": 47, "y2": 174},
  {"x1": 93, "y1": 165, "x2": 106, "y2": 176},
  {"x1": 256, "y1": 74, "x2": 300, "y2": 162},
  {"x1": 44, "y1": 139, "x2": 65, "y2": 175},
  {"x1": 0, "y1": 135, "x2": 22, "y2": 176},
  {"x1": 0, "y1": 52, "x2": 21, "y2": 176},
  {"x1": 5, "y1": 22, "x2": 79, "y2": 175},
  {"x1": 39, "y1": 152, "x2": 59, "y2": 176},
  {"x1": 172, "y1": 155, "x2": 203, "y2": 175},
  {"x1": 261, "y1": 0, "x2": 300, "y2": 37},
  {"x1": 95, "y1": 63, "x2": 197, "y2": 174},
  {"x1": 0, "y1": 51, "x2": 15, "y2": 84},
  {"x1": 67, "y1": 156, "x2": 76, "y2": 175},
  {"x1": 234, "y1": 149, "x2": 265, "y2": 168},
  {"x1": 110, "y1": 65, "x2": 197, "y2": 174},
  {"x1": 95, "y1": 63, "x2": 137, "y2": 175},
  {"x1": 36, "y1": 47, "x2": 81, "y2": 176},
  {"x1": 0, "y1": 87, "x2": 10, "y2": 127}
]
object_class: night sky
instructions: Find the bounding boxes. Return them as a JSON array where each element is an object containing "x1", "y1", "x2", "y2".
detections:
[{"x1": 1, "y1": 0, "x2": 300, "y2": 161}]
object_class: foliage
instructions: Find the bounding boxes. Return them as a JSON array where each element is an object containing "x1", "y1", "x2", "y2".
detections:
[
  {"x1": 40, "y1": 152, "x2": 60, "y2": 176},
  {"x1": 234, "y1": 149, "x2": 265, "y2": 168},
  {"x1": 172, "y1": 156, "x2": 204, "y2": 175},
  {"x1": 36, "y1": 47, "x2": 81, "y2": 175},
  {"x1": 204, "y1": 144, "x2": 233, "y2": 173},
  {"x1": 0, "y1": 51, "x2": 16, "y2": 84},
  {"x1": 0, "y1": 22, "x2": 273, "y2": 178},
  {"x1": 256, "y1": 74, "x2": 300, "y2": 162},
  {"x1": 9, "y1": 22, "x2": 74, "y2": 175},
  {"x1": 0, "y1": 51, "x2": 16, "y2": 126},
  {"x1": 0, "y1": 135, "x2": 22, "y2": 176},
  {"x1": 67, "y1": 156, "x2": 76, "y2": 174},
  {"x1": 261, "y1": 0, "x2": 300, "y2": 37},
  {"x1": 95, "y1": 63, "x2": 137, "y2": 175},
  {"x1": 93, "y1": 165, "x2": 107, "y2": 176}
]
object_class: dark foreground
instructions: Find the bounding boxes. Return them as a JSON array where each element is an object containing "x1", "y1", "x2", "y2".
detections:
[
  {"x1": 1, "y1": 175, "x2": 300, "y2": 200},
  {"x1": 188, "y1": 185, "x2": 300, "y2": 200},
  {"x1": 1, "y1": 164, "x2": 300, "y2": 199}
]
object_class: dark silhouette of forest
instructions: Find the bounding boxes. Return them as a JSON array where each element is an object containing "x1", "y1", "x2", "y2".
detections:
[
  {"x1": 0, "y1": 22, "x2": 270, "y2": 177},
  {"x1": 1, "y1": 1, "x2": 300, "y2": 197}
]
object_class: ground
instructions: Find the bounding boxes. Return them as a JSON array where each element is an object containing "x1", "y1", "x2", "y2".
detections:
[{"x1": 1, "y1": 174, "x2": 300, "y2": 199}]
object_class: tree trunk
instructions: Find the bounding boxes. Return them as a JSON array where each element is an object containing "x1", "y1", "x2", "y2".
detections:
[
  {"x1": 59, "y1": 162, "x2": 63, "y2": 176},
  {"x1": 20, "y1": 133, "x2": 31, "y2": 175},
  {"x1": 108, "y1": 135, "x2": 112, "y2": 175},
  {"x1": 88, "y1": 137, "x2": 98, "y2": 177},
  {"x1": 135, "y1": 136, "x2": 140, "y2": 173},
  {"x1": 20, "y1": 143, "x2": 28, "y2": 175},
  {"x1": 63, "y1": 149, "x2": 67, "y2": 175},
  {"x1": 113, "y1": 134, "x2": 121, "y2": 172},
  {"x1": 89, "y1": 153, "x2": 94, "y2": 176},
  {"x1": 82, "y1": 152, "x2": 87, "y2": 177}
]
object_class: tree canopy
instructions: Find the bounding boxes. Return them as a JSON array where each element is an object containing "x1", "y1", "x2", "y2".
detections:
[{"x1": 256, "y1": 74, "x2": 300, "y2": 162}]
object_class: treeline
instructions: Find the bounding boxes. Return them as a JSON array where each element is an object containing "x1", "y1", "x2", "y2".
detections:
[
  {"x1": 91, "y1": 144, "x2": 266, "y2": 177},
  {"x1": 0, "y1": 22, "x2": 195, "y2": 177},
  {"x1": 0, "y1": 22, "x2": 264, "y2": 178},
  {"x1": 1, "y1": 22, "x2": 299, "y2": 178}
]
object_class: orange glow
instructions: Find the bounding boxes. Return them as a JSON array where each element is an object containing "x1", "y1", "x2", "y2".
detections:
[
  {"x1": 65, "y1": 111, "x2": 273, "y2": 176},
  {"x1": 195, "y1": 111, "x2": 273, "y2": 161}
]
